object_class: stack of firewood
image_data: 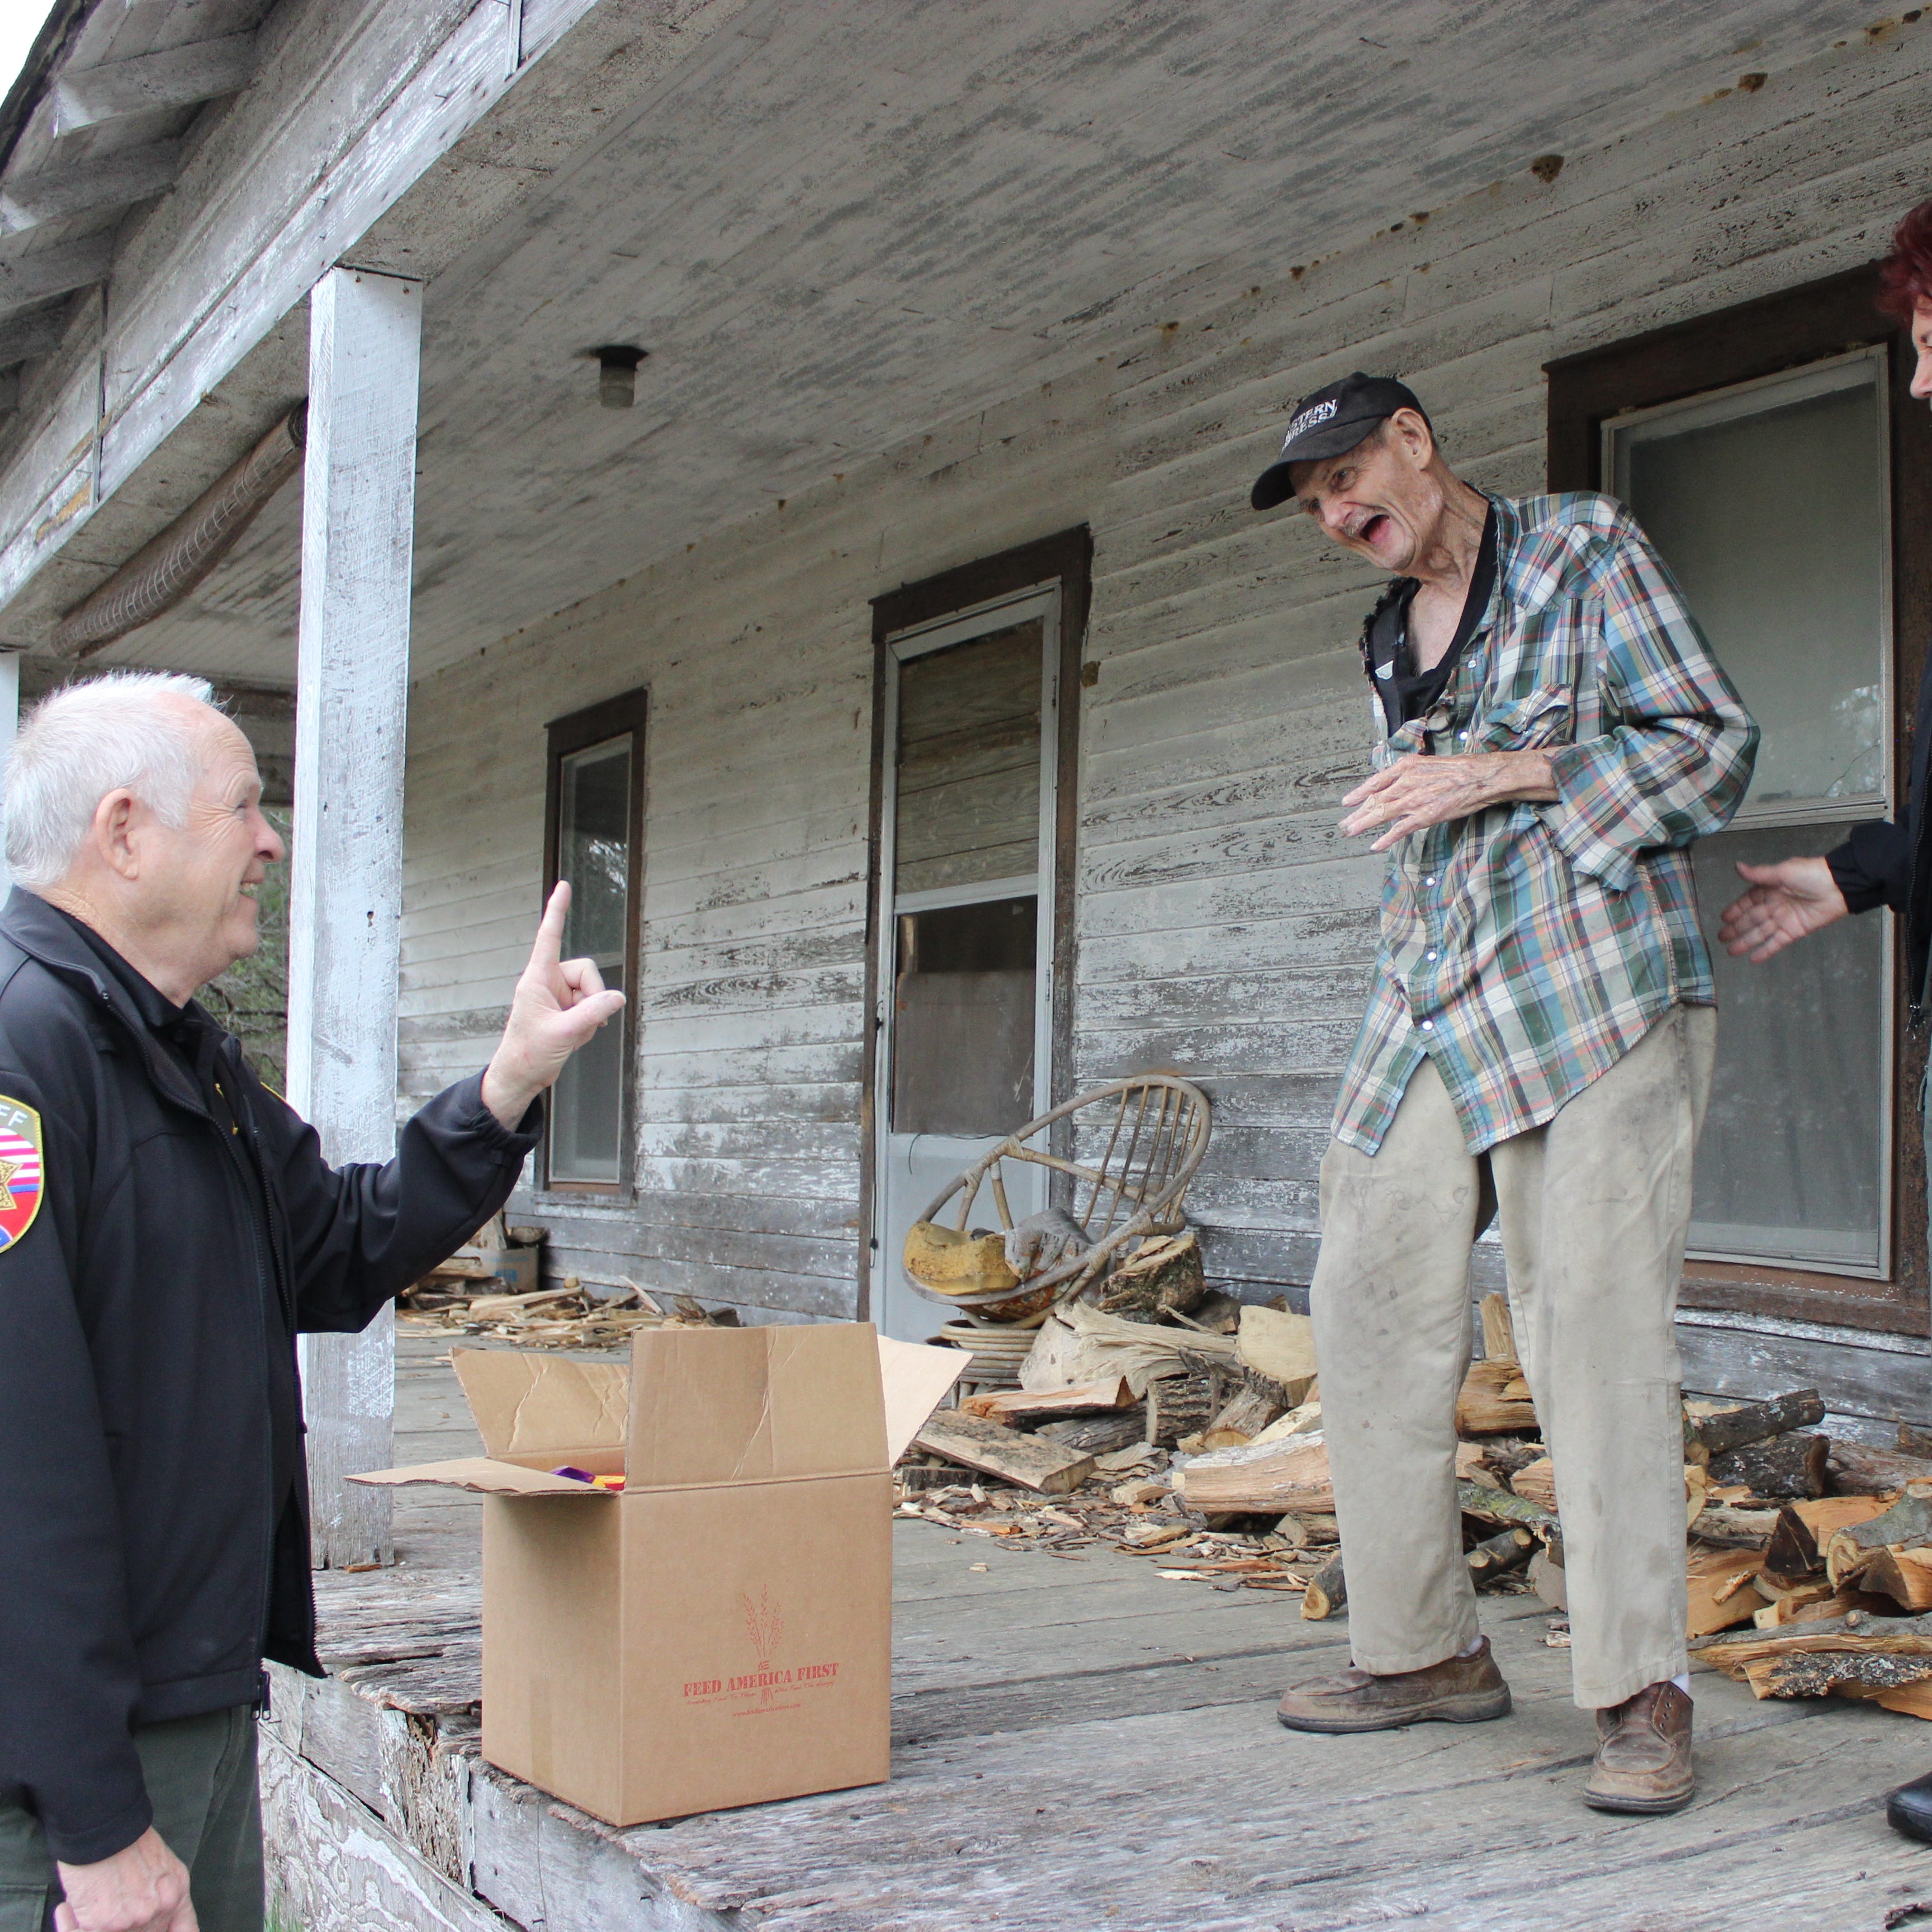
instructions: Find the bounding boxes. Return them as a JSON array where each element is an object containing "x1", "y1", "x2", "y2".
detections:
[{"x1": 904, "y1": 1278, "x2": 1932, "y2": 1675}]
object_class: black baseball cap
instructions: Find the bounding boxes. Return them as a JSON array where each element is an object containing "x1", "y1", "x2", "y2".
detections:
[{"x1": 1249, "y1": 373, "x2": 1429, "y2": 510}]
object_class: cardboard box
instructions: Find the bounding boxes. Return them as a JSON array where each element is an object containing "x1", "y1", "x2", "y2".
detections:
[{"x1": 354, "y1": 1324, "x2": 962, "y2": 1826}]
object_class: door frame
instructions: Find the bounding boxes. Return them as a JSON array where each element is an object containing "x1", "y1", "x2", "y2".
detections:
[{"x1": 859, "y1": 528, "x2": 1092, "y2": 1321}]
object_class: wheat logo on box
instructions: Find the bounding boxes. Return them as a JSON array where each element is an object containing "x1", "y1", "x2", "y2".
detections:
[
  {"x1": 744, "y1": 1589, "x2": 784, "y2": 1673},
  {"x1": 0, "y1": 1098, "x2": 43, "y2": 1251}
]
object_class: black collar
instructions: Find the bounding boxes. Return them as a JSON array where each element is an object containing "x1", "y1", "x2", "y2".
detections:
[{"x1": 0, "y1": 889, "x2": 216, "y2": 1118}]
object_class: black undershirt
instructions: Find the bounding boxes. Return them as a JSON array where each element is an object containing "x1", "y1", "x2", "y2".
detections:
[{"x1": 1376, "y1": 505, "x2": 1498, "y2": 735}]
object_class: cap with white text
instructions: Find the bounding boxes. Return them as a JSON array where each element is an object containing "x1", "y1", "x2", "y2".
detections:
[{"x1": 1249, "y1": 373, "x2": 1428, "y2": 510}]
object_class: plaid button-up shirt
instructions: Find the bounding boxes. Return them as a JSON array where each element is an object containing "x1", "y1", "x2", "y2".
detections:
[{"x1": 1333, "y1": 491, "x2": 1758, "y2": 1157}]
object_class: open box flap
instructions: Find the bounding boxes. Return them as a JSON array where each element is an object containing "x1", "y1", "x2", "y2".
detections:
[
  {"x1": 878, "y1": 1334, "x2": 967, "y2": 1464},
  {"x1": 349, "y1": 1457, "x2": 615, "y2": 1498},
  {"x1": 451, "y1": 1348, "x2": 629, "y2": 1459},
  {"x1": 627, "y1": 1323, "x2": 891, "y2": 1486}
]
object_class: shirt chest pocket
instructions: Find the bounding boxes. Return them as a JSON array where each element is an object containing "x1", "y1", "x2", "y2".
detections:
[{"x1": 1467, "y1": 594, "x2": 1602, "y2": 751}]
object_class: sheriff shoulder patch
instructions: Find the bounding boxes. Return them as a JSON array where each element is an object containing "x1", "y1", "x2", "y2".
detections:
[{"x1": 0, "y1": 1096, "x2": 44, "y2": 1250}]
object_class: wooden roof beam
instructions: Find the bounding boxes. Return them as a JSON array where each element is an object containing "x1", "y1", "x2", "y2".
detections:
[
  {"x1": 51, "y1": 34, "x2": 257, "y2": 137},
  {"x1": 0, "y1": 140, "x2": 182, "y2": 234},
  {"x1": 0, "y1": 233, "x2": 114, "y2": 322}
]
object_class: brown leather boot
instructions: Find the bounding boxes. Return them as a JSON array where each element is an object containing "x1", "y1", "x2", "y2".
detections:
[
  {"x1": 1276, "y1": 1636, "x2": 1513, "y2": 1733},
  {"x1": 1583, "y1": 1682, "x2": 1694, "y2": 1813}
]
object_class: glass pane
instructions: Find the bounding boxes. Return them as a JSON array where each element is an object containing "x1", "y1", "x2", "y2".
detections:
[
  {"x1": 560, "y1": 738, "x2": 631, "y2": 963},
  {"x1": 1690, "y1": 826, "x2": 1884, "y2": 1271},
  {"x1": 894, "y1": 620, "x2": 1044, "y2": 894},
  {"x1": 891, "y1": 897, "x2": 1036, "y2": 1135},
  {"x1": 550, "y1": 962, "x2": 625, "y2": 1183},
  {"x1": 1616, "y1": 366, "x2": 1886, "y2": 807},
  {"x1": 552, "y1": 733, "x2": 631, "y2": 1182}
]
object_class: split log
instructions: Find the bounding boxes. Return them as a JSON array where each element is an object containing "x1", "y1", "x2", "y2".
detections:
[
  {"x1": 1467, "y1": 1527, "x2": 1535, "y2": 1580},
  {"x1": 1201, "y1": 1384, "x2": 1287, "y2": 1448},
  {"x1": 1826, "y1": 1441, "x2": 1932, "y2": 1495},
  {"x1": 1744, "y1": 1652, "x2": 1932, "y2": 1701},
  {"x1": 1842, "y1": 1548, "x2": 1932, "y2": 1614},
  {"x1": 1877, "y1": 1678, "x2": 1932, "y2": 1718},
  {"x1": 1146, "y1": 1368, "x2": 1227, "y2": 1448},
  {"x1": 1690, "y1": 1504, "x2": 1780, "y2": 1550},
  {"x1": 1093, "y1": 1230, "x2": 1205, "y2": 1320},
  {"x1": 1457, "y1": 1479, "x2": 1559, "y2": 1545},
  {"x1": 912, "y1": 1409, "x2": 1097, "y2": 1495},
  {"x1": 1176, "y1": 1436, "x2": 1333, "y2": 1516},
  {"x1": 1826, "y1": 1494, "x2": 1932, "y2": 1588},
  {"x1": 960, "y1": 1379, "x2": 1132, "y2": 1423},
  {"x1": 1751, "y1": 1583, "x2": 1869, "y2": 1630},
  {"x1": 1901, "y1": 1423, "x2": 1932, "y2": 1460},
  {"x1": 1706, "y1": 1431, "x2": 1829, "y2": 1500},
  {"x1": 1686, "y1": 1546, "x2": 1766, "y2": 1638},
  {"x1": 1456, "y1": 1358, "x2": 1537, "y2": 1435},
  {"x1": 1762, "y1": 1495, "x2": 1893, "y2": 1579},
  {"x1": 1684, "y1": 1389, "x2": 1825, "y2": 1458},
  {"x1": 1478, "y1": 1291, "x2": 1516, "y2": 1362},
  {"x1": 1693, "y1": 1606, "x2": 1932, "y2": 1671},
  {"x1": 1528, "y1": 1549, "x2": 1566, "y2": 1611},
  {"x1": 1234, "y1": 1306, "x2": 1317, "y2": 1407},
  {"x1": 1301, "y1": 1551, "x2": 1346, "y2": 1620},
  {"x1": 1509, "y1": 1456, "x2": 1557, "y2": 1514},
  {"x1": 1021, "y1": 1303, "x2": 1238, "y2": 1398},
  {"x1": 1035, "y1": 1410, "x2": 1148, "y2": 1455}
]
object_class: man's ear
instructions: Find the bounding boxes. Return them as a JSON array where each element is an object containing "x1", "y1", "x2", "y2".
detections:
[
  {"x1": 1385, "y1": 408, "x2": 1436, "y2": 471},
  {"x1": 91, "y1": 789, "x2": 143, "y2": 882}
]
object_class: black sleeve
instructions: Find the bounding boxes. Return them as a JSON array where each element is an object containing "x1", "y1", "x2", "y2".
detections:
[
  {"x1": 254, "y1": 1071, "x2": 543, "y2": 1334},
  {"x1": 1826, "y1": 819, "x2": 1910, "y2": 917},
  {"x1": 0, "y1": 1071, "x2": 154, "y2": 1864}
]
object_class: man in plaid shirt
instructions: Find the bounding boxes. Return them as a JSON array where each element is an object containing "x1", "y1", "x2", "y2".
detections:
[{"x1": 1254, "y1": 375, "x2": 1756, "y2": 1814}]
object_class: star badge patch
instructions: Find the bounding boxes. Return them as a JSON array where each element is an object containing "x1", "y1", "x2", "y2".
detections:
[{"x1": 0, "y1": 1097, "x2": 43, "y2": 1250}]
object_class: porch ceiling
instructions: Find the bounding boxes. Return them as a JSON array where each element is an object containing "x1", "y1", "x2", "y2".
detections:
[{"x1": 43, "y1": 0, "x2": 1885, "y2": 684}]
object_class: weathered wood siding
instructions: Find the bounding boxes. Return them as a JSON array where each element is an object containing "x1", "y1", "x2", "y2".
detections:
[{"x1": 399, "y1": 26, "x2": 1932, "y2": 1360}]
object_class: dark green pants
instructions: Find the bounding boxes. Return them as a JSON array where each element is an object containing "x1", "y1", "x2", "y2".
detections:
[{"x1": 0, "y1": 1706, "x2": 262, "y2": 1932}]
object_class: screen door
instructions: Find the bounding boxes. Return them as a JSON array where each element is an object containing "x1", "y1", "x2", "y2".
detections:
[{"x1": 873, "y1": 590, "x2": 1060, "y2": 1340}]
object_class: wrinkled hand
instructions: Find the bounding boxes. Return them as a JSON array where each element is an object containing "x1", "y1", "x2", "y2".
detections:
[
  {"x1": 481, "y1": 883, "x2": 627, "y2": 1129},
  {"x1": 55, "y1": 1828, "x2": 196, "y2": 1932},
  {"x1": 1005, "y1": 1208, "x2": 1090, "y2": 1279},
  {"x1": 1341, "y1": 750, "x2": 1558, "y2": 852},
  {"x1": 1717, "y1": 856, "x2": 1849, "y2": 963}
]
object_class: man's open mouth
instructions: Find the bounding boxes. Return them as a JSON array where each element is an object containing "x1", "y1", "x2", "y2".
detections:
[{"x1": 1358, "y1": 512, "x2": 1393, "y2": 546}]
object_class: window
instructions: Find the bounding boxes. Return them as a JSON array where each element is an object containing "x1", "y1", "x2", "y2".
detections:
[
  {"x1": 1547, "y1": 267, "x2": 1931, "y2": 1332},
  {"x1": 1607, "y1": 351, "x2": 1893, "y2": 1277},
  {"x1": 543, "y1": 689, "x2": 646, "y2": 1191}
]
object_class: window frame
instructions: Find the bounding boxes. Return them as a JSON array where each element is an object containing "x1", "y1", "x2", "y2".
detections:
[
  {"x1": 538, "y1": 686, "x2": 648, "y2": 1197},
  {"x1": 860, "y1": 528, "x2": 1091, "y2": 1323},
  {"x1": 1546, "y1": 264, "x2": 1932, "y2": 1336}
]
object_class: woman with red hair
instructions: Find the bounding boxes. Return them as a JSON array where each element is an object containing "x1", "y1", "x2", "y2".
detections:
[{"x1": 1718, "y1": 198, "x2": 1932, "y2": 1841}]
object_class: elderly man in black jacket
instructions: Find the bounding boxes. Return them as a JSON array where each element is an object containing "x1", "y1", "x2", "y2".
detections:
[
  {"x1": 0, "y1": 670, "x2": 622, "y2": 1932},
  {"x1": 1719, "y1": 197, "x2": 1932, "y2": 1842}
]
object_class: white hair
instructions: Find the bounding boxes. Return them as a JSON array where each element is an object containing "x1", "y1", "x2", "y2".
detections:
[{"x1": 3, "y1": 671, "x2": 223, "y2": 891}]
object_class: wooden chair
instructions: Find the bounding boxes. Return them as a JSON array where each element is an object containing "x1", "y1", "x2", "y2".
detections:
[{"x1": 903, "y1": 1074, "x2": 1211, "y2": 1319}]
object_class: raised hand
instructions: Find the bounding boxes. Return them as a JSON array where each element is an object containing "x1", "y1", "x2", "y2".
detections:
[
  {"x1": 1717, "y1": 856, "x2": 1849, "y2": 963},
  {"x1": 480, "y1": 882, "x2": 627, "y2": 1129}
]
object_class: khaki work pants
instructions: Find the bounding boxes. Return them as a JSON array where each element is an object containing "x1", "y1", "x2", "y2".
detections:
[{"x1": 1309, "y1": 1005, "x2": 1715, "y2": 1711}]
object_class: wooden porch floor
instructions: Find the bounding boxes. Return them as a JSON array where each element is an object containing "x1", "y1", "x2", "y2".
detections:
[{"x1": 261, "y1": 1330, "x2": 1932, "y2": 1932}]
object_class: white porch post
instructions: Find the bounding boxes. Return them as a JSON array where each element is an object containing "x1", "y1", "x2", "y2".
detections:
[
  {"x1": 0, "y1": 650, "x2": 17, "y2": 892},
  {"x1": 288, "y1": 268, "x2": 422, "y2": 1569}
]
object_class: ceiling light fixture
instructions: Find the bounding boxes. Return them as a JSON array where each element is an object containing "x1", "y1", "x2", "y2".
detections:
[{"x1": 592, "y1": 344, "x2": 647, "y2": 409}]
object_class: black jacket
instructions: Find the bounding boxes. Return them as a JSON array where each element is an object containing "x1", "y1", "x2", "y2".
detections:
[
  {"x1": 0, "y1": 889, "x2": 540, "y2": 1862},
  {"x1": 1827, "y1": 642, "x2": 1932, "y2": 1014}
]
